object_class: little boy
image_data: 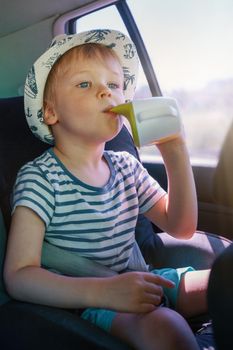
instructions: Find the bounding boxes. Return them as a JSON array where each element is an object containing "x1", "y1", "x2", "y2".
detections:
[{"x1": 4, "y1": 29, "x2": 209, "y2": 349}]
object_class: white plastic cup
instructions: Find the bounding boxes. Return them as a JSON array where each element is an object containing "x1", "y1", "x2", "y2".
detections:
[{"x1": 111, "y1": 97, "x2": 182, "y2": 147}]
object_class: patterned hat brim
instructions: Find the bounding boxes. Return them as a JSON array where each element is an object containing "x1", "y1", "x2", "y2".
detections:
[{"x1": 24, "y1": 29, "x2": 139, "y2": 144}]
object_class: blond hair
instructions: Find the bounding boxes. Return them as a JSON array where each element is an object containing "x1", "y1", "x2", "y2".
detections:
[{"x1": 43, "y1": 43, "x2": 123, "y2": 106}]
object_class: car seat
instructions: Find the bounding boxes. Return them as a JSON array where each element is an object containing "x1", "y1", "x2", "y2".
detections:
[{"x1": 213, "y1": 120, "x2": 233, "y2": 208}]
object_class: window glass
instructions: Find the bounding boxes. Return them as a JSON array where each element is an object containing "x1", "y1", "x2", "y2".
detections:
[
  {"x1": 74, "y1": 1, "x2": 233, "y2": 166},
  {"x1": 75, "y1": 5, "x2": 151, "y2": 99},
  {"x1": 127, "y1": 0, "x2": 233, "y2": 165}
]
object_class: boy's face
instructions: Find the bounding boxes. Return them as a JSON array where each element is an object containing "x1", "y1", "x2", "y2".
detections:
[{"x1": 45, "y1": 53, "x2": 125, "y2": 145}]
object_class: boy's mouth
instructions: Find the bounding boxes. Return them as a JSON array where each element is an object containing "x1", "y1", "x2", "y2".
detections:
[
  {"x1": 103, "y1": 105, "x2": 118, "y2": 117},
  {"x1": 103, "y1": 105, "x2": 115, "y2": 113}
]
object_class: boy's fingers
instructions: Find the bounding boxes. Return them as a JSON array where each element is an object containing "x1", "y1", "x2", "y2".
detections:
[
  {"x1": 140, "y1": 303, "x2": 157, "y2": 313},
  {"x1": 145, "y1": 273, "x2": 175, "y2": 289},
  {"x1": 145, "y1": 282, "x2": 163, "y2": 296},
  {"x1": 144, "y1": 292, "x2": 163, "y2": 306}
]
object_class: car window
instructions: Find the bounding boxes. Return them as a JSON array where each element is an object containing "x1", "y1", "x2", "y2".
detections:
[
  {"x1": 75, "y1": 4, "x2": 152, "y2": 100},
  {"x1": 127, "y1": 0, "x2": 233, "y2": 166},
  {"x1": 72, "y1": 0, "x2": 233, "y2": 166}
]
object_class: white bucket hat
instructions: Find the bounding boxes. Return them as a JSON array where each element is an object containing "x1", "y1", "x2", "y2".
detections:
[{"x1": 24, "y1": 29, "x2": 139, "y2": 144}]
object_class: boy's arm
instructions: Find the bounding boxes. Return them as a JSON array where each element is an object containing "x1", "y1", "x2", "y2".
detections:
[
  {"x1": 4, "y1": 206, "x2": 174, "y2": 312},
  {"x1": 144, "y1": 135, "x2": 197, "y2": 239},
  {"x1": 4, "y1": 206, "x2": 103, "y2": 309}
]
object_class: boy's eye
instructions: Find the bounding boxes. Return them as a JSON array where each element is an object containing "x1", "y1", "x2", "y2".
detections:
[
  {"x1": 78, "y1": 81, "x2": 91, "y2": 88},
  {"x1": 107, "y1": 83, "x2": 119, "y2": 89}
]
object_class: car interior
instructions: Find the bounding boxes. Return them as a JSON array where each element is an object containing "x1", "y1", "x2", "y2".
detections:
[{"x1": 0, "y1": 1, "x2": 232, "y2": 349}]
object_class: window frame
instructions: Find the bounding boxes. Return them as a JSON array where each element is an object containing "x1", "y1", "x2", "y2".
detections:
[{"x1": 54, "y1": 0, "x2": 162, "y2": 97}]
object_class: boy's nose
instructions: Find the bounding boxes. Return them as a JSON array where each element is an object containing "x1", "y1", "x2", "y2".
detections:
[{"x1": 97, "y1": 84, "x2": 112, "y2": 98}]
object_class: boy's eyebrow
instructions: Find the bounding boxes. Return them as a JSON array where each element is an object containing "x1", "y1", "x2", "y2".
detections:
[
  {"x1": 68, "y1": 70, "x2": 90, "y2": 76},
  {"x1": 69, "y1": 70, "x2": 123, "y2": 80},
  {"x1": 72, "y1": 69, "x2": 121, "y2": 75}
]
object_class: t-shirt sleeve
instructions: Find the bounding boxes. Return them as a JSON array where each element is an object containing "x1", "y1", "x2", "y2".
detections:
[
  {"x1": 12, "y1": 163, "x2": 55, "y2": 227},
  {"x1": 130, "y1": 155, "x2": 166, "y2": 214}
]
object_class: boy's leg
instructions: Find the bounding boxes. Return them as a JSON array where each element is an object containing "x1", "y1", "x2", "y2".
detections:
[
  {"x1": 81, "y1": 306, "x2": 199, "y2": 349},
  {"x1": 150, "y1": 267, "x2": 210, "y2": 319},
  {"x1": 176, "y1": 269, "x2": 210, "y2": 318},
  {"x1": 111, "y1": 307, "x2": 199, "y2": 350}
]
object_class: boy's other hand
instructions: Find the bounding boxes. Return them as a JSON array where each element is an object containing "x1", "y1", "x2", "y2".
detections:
[{"x1": 103, "y1": 272, "x2": 174, "y2": 313}]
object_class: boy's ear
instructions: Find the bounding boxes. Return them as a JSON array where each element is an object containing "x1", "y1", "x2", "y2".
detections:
[{"x1": 43, "y1": 101, "x2": 58, "y2": 126}]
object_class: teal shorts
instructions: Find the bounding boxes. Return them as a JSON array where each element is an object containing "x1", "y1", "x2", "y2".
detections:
[{"x1": 81, "y1": 266, "x2": 194, "y2": 332}]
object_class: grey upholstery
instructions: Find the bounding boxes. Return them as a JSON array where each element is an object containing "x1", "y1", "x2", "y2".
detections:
[
  {"x1": 140, "y1": 231, "x2": 230, "y2": 270},
  {"x1": 0, "y1": 210, "x2": 10, "y2": 305},
  {"x1": 213, "y1": 120, "x2": 233, "y2": 207}
]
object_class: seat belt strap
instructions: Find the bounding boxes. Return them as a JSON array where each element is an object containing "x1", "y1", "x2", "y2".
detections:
[{"x1": 41, "y1": 240, "x2": 148, "y2": 277}]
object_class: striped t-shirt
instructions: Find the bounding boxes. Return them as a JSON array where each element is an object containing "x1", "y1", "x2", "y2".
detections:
[{"x1": 13, "y1": 149, "x2": 166, "y2": 272}]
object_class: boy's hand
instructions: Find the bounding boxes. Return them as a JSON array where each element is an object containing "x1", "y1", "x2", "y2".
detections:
[{"x1": 103, "y1": 272, "x2": 174, "y2": 313}]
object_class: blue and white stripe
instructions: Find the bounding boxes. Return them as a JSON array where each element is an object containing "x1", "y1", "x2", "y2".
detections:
[{"x1": 13, "y1": 149, "x2": 165, "y2": 272}]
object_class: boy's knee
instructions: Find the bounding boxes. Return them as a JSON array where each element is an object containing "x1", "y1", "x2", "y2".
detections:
[
  {"x1": 112, "y1": 308, "x2": 198, "y2": 350},
  {"x1": 150, "y1": 308, "x2": 198, "y2": 349},
  {"x1": 151, "y1": 307, "x2": 185, "y2": 330}
]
